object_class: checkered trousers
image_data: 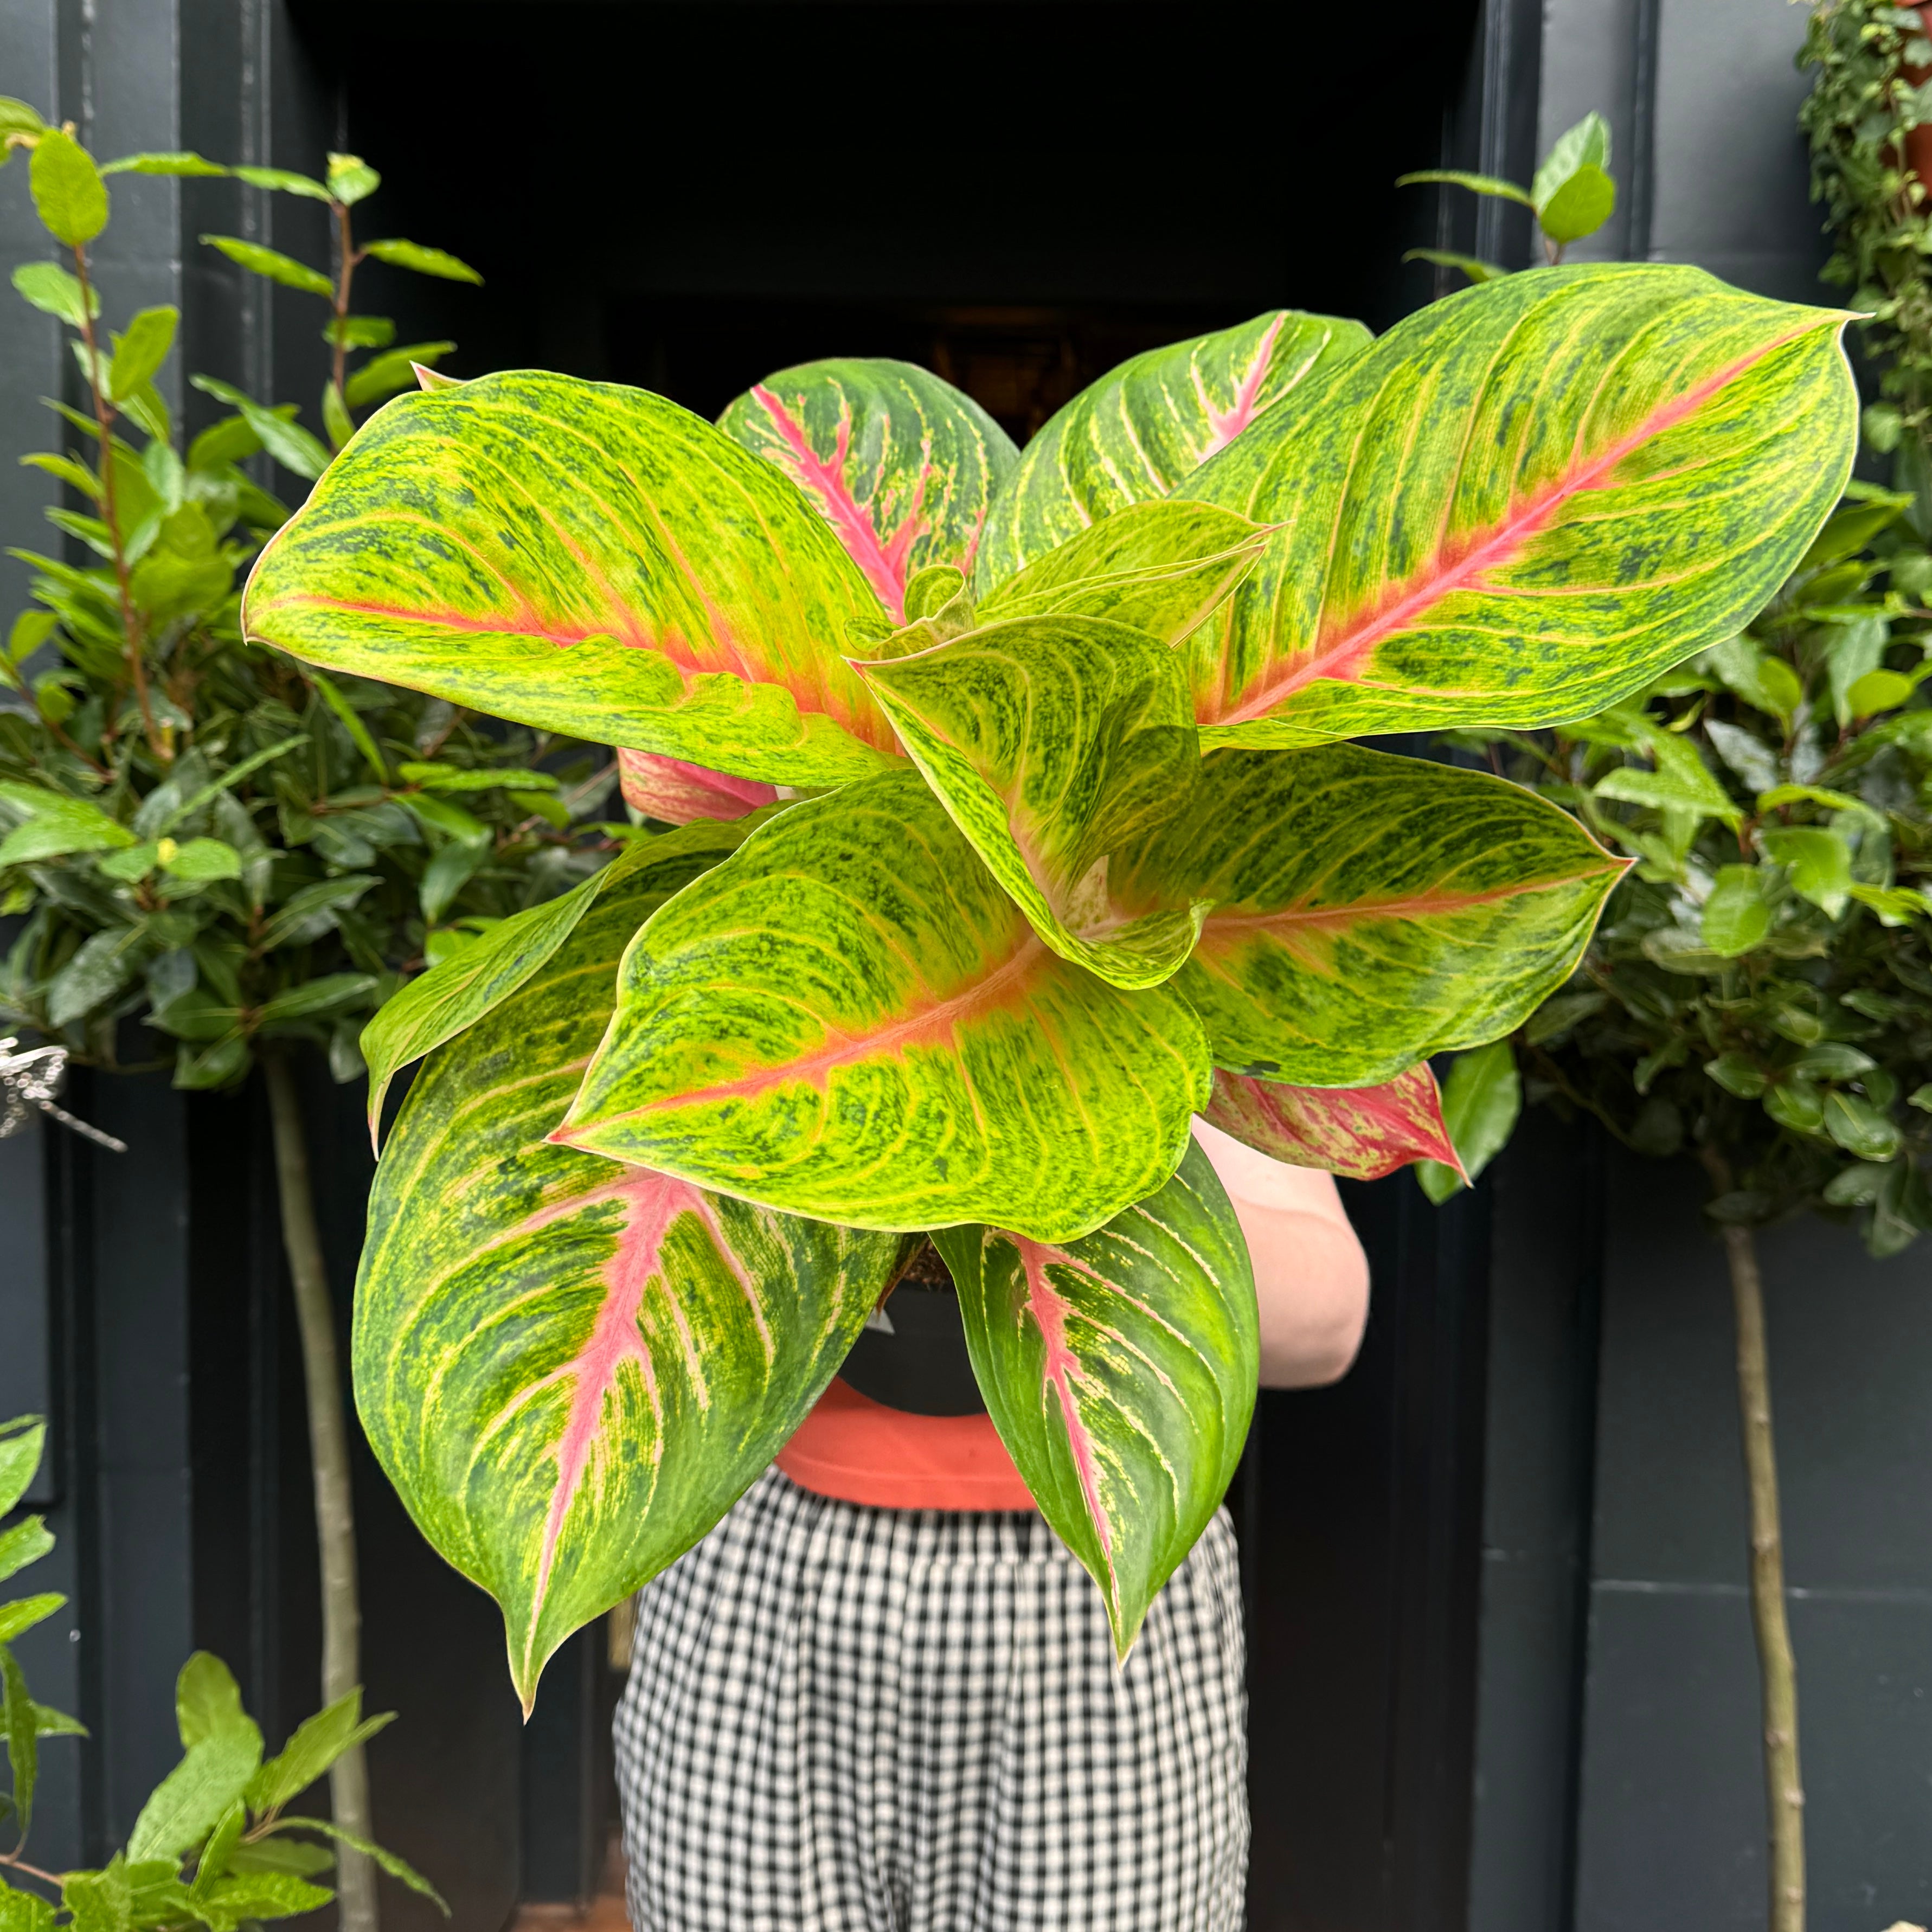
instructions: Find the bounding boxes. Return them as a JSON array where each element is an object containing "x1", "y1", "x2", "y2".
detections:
[{"x1": 613, "y1": 1469, "x2": 1248, "y2": 1932}]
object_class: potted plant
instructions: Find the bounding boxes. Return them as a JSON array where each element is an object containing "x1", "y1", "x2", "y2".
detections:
[{"x1": 233, "y1": 255, "x2": 1857, "y2": 1714}]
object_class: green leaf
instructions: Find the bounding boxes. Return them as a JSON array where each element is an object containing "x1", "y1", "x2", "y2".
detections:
[
  {"x1": 360, "y1": 238, "x2": 481, "y2": 283},
  {"x1": 243, "y1": 371, "x2": 904, "y2": 786},
  {"x1": 29, "y1": 129, "x2": 107, "y2": 247},
  {"x1": 0, "y1": 1517, "x2": 52, "y2": 1585},
  {"x1": 324, "y1": 314, "x2": 395, "y2": 351},
  {"x1": 718, "y1": 358, "x2": 1017, "y2": 620},
  {"x1": 1765, "y1": 1079, "x2": 1827, "y2": 1136},
  {"x1": 126, "y1": 1723, "x2": 262, "y2": 1861},
  {"x1": 0, "y1": 1419, "x2": 46, "y2": 1518},
  {"x1": 175, "y1": 1653, "x2": 249, "y2": 1750},
  {"x1": 0, "y1": 98, "x2": 46, "y2": 140},
  {"x1": 0, "y1": 1595, "x2": 61, "y2": 1644},
  {"x1": 31, "y1": 1703, "x2": 83, "y2": 1740},
  {"x1": 321, "y1": 378, "x2": 354, "y2": 452},
  {"x1": 11, "y1": 261, "x2": 97, "y2": 326},
  {"x1": 1416, "y1": 1039, "x2": 1523, "y2": 1202},
  {"x1": 259, "y1": 874, "x2": 377, "y2": 949},
  {"x1": 228, "y1": 164, "x2": 329, "y2": 201},
  {"x1": 198, "y1": 235, "x2": 331, "y2": 297},
  {"x1": 188, "y1": 377, "x2": 329, "y2": 482},
  {"x1": 190, "y1": 1800, "x2": 246, "y2": 1891},
  {"x1": 0, "y1": 1880, "x2": 55, "y2": 1932},
  {"x1": 256, "y1": 974, "x2": 377, "y2": 1026},
  {"x1": 246, "y1": 1690, "x2": 389, "y2": 1814},
  {"x1": 855, "y1": 615, "x2": 1206, "y2": 989},
  {"x1": 974, "y1": 499, "x2": 1269, "y2": 645},
  {"x1": 937, "y1": 1137, "x2": 1257, "y2": 1659},
  {"x1": 1177, "y1": 266, "x2": 1854, "y2": 748},
  {"x1": 266, "y1": 1818, "x2": 447, "y2": 1914},
  {"x1": 1704, "y1": 635, "x2": 1804, "y2": 722},
  {"x1": 62, "y1": 1857, "x2": 194, "y2": 1932},
  {"x1": 2, "y1": 1646, "x2": 36, "y2": 1839},
  {"x1": 100, "y1": 150, "x2": 223, "y2": 177},
  {"x1": 1760, "y1": 825, "x2": 1853, "y2": 917},
  {"x1": 150, "y1": 730, "x2": 308, "y2": 835},
  {"x1": 158, "y1": 837, "x2": 241, "y2": 882},
  {"x1": 0, "y1": 783, "x2": 136, "y2": 864},
  {"x1": 556, "y1": 769, "x2": 1212, "y2": 1241},
  {"x1": 1402, "y1": 247, "x2": 1510, "y2": 285},
  {"x1": 1825, "y1": 1090, "x2": 1903, "y2": 1161},
  {"x1": 342, "y1": 342, "x2": 454, "y2": 409},
  {"x1": 1107, "y1": 744, "x2": 1626, "y2": 1086},
  {"x1": 326, "y1": 152, "x2": 380, "y2": 204},
  {"x1": 1700, "y1": 865, "x2": 1771, "y2": 955},
  {"x1": 1594, "y1": 734, "x2": 1741, "y2": 828},
  {"x1": 105, "y1": 306, "x2": 177, "y2": 402},
  {"x1": 1395, "y1": 167, "x2": 1537, "y2": 207},
  {"x1": 1532, "y1": 112, "x2": 1612, "y2": 208},
  {"x1": 976, "y1": 310, "x2": 1370, "y2": 588},
  {"x1": 1845, "y1": 666, "x2": 1915, "y2": 717},
  {"x1": 1200, "y1": 1063, "x2": 1458, "y2": 1180},
  {"x1": 1706, "y1": 1052, "x2": 1770, "y2": 1099},
  {"x1": 1536, "y1": 163, "x2": 1616, "y2": 245},
  {"x1": 307, "y1": 669, "x2": 387, "y2": 781},
  {"x1": 360, "y1": 871, "x2": 902, "y2": 1711},
  {"x1": 192, "y1": 1870, "x2": 333, "y2": 1928},
  {"x1": 361, "y1": 819, "x2": 756, "y2": 1133}
]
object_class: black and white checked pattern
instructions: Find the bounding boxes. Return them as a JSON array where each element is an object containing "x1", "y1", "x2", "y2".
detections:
[{"x1": 614, "y1": 1469, "x2": 1248, "y2": 1932}]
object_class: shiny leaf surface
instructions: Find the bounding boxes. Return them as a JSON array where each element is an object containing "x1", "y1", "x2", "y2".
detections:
[
  {"x1": 936, "y1": 1136, "x2": 1257, "y2": 1657},
  {"x1": 243, "y1": 371, "x2": 902, "y2": 785},
  {"x1": 555, "y1": 770, "x2": 1212, "y2": 1241},
  {"x1": 1178, "y1": 265, "x2": 1855, "y2": 745}
]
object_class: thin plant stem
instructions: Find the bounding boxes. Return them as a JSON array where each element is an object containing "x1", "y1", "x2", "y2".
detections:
[
  {"x1": 1702, "y1": 1148, "x2": 1805, "y2": 1932},
  {"x1": 67, "y1": 241, "x2": 165, "y2": 765},
  {"x1": 263, "y1": 1048, "x2": 379, "y2": 1932}
]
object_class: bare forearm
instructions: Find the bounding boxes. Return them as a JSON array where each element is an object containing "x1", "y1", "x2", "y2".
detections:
[{"x1": 1244, "y1": 1203, "x2": 1371, "y2": 1387}]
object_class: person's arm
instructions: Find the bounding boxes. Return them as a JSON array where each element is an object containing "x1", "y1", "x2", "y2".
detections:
[{"x1": 1194, "y1": 1119, "x2": 1371, "y2": 1389}]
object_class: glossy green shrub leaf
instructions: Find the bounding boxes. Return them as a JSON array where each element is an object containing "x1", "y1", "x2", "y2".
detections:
[
  {"x1": 556, "y1": 770, "x2": 1212, "y2": 1242},
  {"x1": 975, "y1": 499, "x2": 1268, "y2": 645},
  {"x1": 1416, "y1": 1039, "x2": 1523, "y2": 1202},
  {"x1": 936, "y1": 1137, "x2": 1257, "y2": 1658},
  {"x1": 718, "y1": 358, "x2": 1017, "y2": 620},
  {"x1": 1110, "y1": 744, "x2": 1626, "y2": 1085},
  {"x1": 360, "y1": 816, "x2": 759, "y2": 1135},
  {"x1": 360, "y1": 872, "x2": 901, "y2": 1706},
  {"x1": 976, "y1": 309, "x2": 1371, "y2": 586},
  {"x1": 1178, "y1": 265, "x2": 1854, "y2": 745},
  {"x1": 856, "y1": 615, "x2": 1205, "y2": 988},
  {"x1": 1202, "y1": 1063, "x2": 1459, "y2": 1180},
  {"x1": 243, "y1": 371, "x2": 903, "y2": 786}
]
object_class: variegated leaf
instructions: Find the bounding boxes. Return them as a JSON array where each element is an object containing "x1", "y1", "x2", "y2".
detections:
[
  {"x1": 1111, "y1": 744, "x2": 1626, "y2": 1086},
  {"x1": 617, "y1": 749, "x2": 777, "y2": 825},
  {"x1": 358, "y1": 868, "x2": 901, "y2": 1709},
  {"x1": 975, "y1": 499, "x2": 1269, "y2": 646},
  {"x1": 1202, "y1": 1064, "x2": 1461, "y2": 1181},
  {"x1": 1178, "y1": 265, "x2": 1856, "y2": 744},
  {"x1": 719, "y1": 358, "x2": 1018, "y2": 620},
  {"x1": 243, "y1": 371, "x2": 902, "y2": 786},
  {"x1": 935, "y1": 1135, "x2": 1257, "y2": 1658},
  {"x1": 974, "y1": 309, "x2": 1372, "y2": 588},
  {"x1": 554, "y1": 769, "x2": 1212, "y2": 1242},
  {"x1": 855, "y1": 616, "x2": 1205, "y2": 989},
  {"x1": 359, "y1": 816, "x2": 761, "y2": 1136}
]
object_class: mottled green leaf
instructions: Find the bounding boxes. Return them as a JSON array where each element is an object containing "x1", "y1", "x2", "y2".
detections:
[
  {"x1": 127, "y1": 1725, "x2": 261, "y2": 1862},
  {"x1": 362, "y1": 872, "x2": 901, "y2": 1706},
  {"x1": 1178, "y1": 266, "x2": 1854, "y2": 746},
  {"x1": 243, "y1": 371, "x2": 903, "y2": 786},
  {"x1": 1201, "y1": 1063, "x2": 1458, "y2": 1180},
  {"x1": 856, "y1": 615, "x2": 1204, "y2": 989},
  {"x1": 361, "y1": 815, "x2": 758, "y2": 1134},
  {"x1": 976, "y1": 309, "x2": 1371, "y2": 587},
  {"x1": 936, "y1": 1137, "x2": 1256, "y2": 1658},
  {"x1": 975, "y1": 499, "x2": 1268, "y2": 646},
  {"x1": 556, "y1": 770, "x2": 1212, "y2": 1242},
  {"x1": 719, "y1": 358, "x2": 1017, "y2": 620},
  {"x1": 1110, "y1": 744, "x2": 1626, "y2": 1085}
]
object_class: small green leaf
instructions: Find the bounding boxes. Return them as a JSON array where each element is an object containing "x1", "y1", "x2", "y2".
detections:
[
  {"x1": 1705, "y1": 1052, "x2": 1769, "y2": 1099},
  {"x1": 1701, "y1": 865, "x2": 1771, "y2": 955},
  {"x1": 29, "y1": 129, "x2": 107, "y2": 247},
  {"x1": 176, "y1": 1653, "x2": 249, "y2": 1750},
  {"x1": 161, "y1": 837, "x2": 242, "y2": 882},
  {"x1": 256, "y1": 973, "x2": 378, "y2": 1026},
  {"x1": 1417, "y1": 1039, "x2": 1521, "y2": 1203},
  {"x1": 1792, "y1": 1042, "x2": 1875, "y2": 1081},
  {"x1": 0, "y1": 98, "x2": 47, "y2": 140},
  {"x1": 2, "y1": 1646, "x2": 36, "y2": 1840},
  {"x1": 325, "y1": 152, "x2": 381, "y2": 204},
  {"x1": 360, "y1": 238, "x2": 481, "y2": 284},
  {"x1": 324, "y1": 314, "x2": 394, "y2": 350},
  {"x1": 1531, "y1": 111, "x2": 1613, "y2": 208},
  {"x1": 1910, "y1": 1083, "x2": 1932, "y2": 1114},
  {"x1": 322, "y1": 378, "x2": 354, "y2": 452},
  {"x1": 127, "y1": 1724, "x2": 263, "y2": 1862},
  {"x1": 11, "y1": 260, "x2": 97, "y2": 325},
  {"x1": 0, "y1": 1517, "x2": 53, "y2": 1585},
  {"x1": 267, "y1": 1818, "x2": 448, "y2": 1914},
  {"x1": 1536, "y1": 163, "x2": 1615, "y2": 245},
  {"x1": 0, "y1": 1595, "x2": 63, "y2": 1644},
  {"x1": 418, "y1": 842, "x2": 483, "y2": 926},
  {"x1": 1765, "y1": 1080, "x2": 1827, "y2": 1136},
  {"x1": 198, "y1": 234, "x2": 332, "y2": 297},
  {"x1": 1394, "y1": 167, "x2": 1536, "y2": 206},
  {"x1": 189, "y1": 377, "x2": 330, "y2": 480},
  {"x1": 247, "y1": 1690, "x2": 394, "y2": 1815},
  {"x1": 0, "y1": 1420, "x2": 47, "y2": 1518},
  {"x1": 310, "y1": 670, "x2": 387, "y2": 780},
  {"x1": 343, "y1": 342, "x2": 454, "y2": 409},
  {"x1": 1845, "y1": 666, "x2": 1915, "y2": 717},
  {"x1": 228, "y1": 163, "x2": 330, "y2": 201},
  {"x1": 106, "y1": 305, "x2": 178, "y2": 402},
  {"x1": 100, "y1": 150, "x2": 224, "y2": 177},
  {"x1": 1401, "y1": 247, "x2": 1509, "y2": 285},
  {"x1": 1825, "y1": 1090, "x2": 1903, "y2": 1162},
  {"x1": 1703, "y1": 635, "x2": 1804, "y2": 722},
  {"x1": 1759, "y1": 825, "x2": 1853, "y2": 917}
]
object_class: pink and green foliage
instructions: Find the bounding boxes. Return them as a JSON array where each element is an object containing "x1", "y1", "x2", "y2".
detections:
[{"x1": 242, "y1": 262, "x2": 1856, "y2": 1683}]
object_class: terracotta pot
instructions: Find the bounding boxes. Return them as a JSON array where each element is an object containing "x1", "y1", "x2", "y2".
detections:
[{"x1": 1904, "y1": 4, "x2": 1932, "y2": 194}]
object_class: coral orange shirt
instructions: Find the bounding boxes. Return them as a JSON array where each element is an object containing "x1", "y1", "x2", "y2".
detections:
[{"x1": 775, "y1": 1377, "x2": 1036, "y2": 1513}]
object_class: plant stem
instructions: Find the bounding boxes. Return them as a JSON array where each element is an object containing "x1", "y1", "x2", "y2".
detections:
[
  {"x1": 68, "y1": 242, "x2": 166, "y2": 765},
  {"x1": 1703, "y1": 1150, "x2": 1805, "y2": 1932},
  {"x1": 262, "y1": 1048, "x2": 379, "y2": 1932}
]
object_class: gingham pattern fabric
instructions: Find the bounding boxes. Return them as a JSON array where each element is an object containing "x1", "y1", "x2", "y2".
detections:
[{"x1": 614, "y1": 1469, "x2": 1248, "y2": 1932}]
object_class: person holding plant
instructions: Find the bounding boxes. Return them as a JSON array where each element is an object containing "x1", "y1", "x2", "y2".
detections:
[{"x1": 610, "y1": 1128, "x2": 1368, "y2": 1932}]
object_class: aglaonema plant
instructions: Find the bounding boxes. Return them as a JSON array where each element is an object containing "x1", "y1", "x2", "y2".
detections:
[{"x1": 238, "y1": 261, "x2": 1858, "y2": 1708}]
